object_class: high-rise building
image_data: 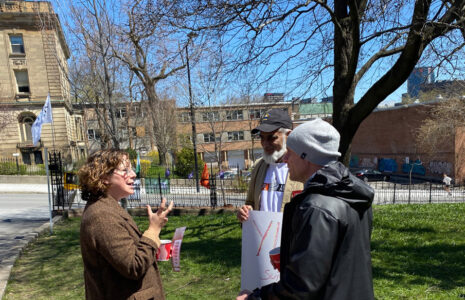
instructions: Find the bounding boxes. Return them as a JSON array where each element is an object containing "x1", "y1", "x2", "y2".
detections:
[
  {"x1": 0, "y1": 1, "x2": 86, "y2": 164},
  {"x1": 407, "y1": 67, "x2": 435, "y2": 97}
]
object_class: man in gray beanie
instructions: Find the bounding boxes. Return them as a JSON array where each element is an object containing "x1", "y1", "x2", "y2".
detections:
[{"x1": 238, "y1": 119, "x2": 375, "y2": 300}]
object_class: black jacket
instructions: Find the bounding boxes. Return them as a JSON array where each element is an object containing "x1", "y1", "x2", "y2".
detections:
[{"x1": 249, "y1": 162, "x2": 375, "y2": 300}]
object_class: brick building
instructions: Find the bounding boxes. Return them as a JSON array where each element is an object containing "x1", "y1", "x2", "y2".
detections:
[
  {"x1": 351, "y1": 101, "x2": 465, "y2": 183},
  {"x1": 81, "y1": 101, "x2": 156, "y2": 155},
  {"x1": 176, "y1": 102, "x2": 293, "y2": 170}
]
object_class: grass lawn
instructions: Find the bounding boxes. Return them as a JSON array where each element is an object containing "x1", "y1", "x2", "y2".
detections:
[{"x1": 3, "y1": 203, "x2": 465, "y2": 299}]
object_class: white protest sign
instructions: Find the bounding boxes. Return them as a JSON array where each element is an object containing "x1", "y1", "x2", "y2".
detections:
[
  {"x1": 171, "y1": 226, "x2": 186, "y2": 272},
  {"x1": 241, "y1": 211, "x2": 282, "y2": 291}
]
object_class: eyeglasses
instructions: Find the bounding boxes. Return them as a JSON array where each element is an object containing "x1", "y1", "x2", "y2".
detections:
[{"x1": 114, "y1": 167, "x2": 136, "y2": 177}]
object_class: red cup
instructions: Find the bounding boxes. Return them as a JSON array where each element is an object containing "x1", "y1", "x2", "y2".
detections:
[
  {"x1": 269, "y1": 247, "x2": 280, "y2": 272},
  {"x1": 156, "y1": 240, "x2": 172, "y2": 261}
]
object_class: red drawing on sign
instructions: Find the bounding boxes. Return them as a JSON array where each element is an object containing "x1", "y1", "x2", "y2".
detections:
[
  {"x1": 255, "y1": 221, "x2": 273, "y2": 256},
  {"x1": 273, "y1": 222, "x2": 280, "y2": 248}
]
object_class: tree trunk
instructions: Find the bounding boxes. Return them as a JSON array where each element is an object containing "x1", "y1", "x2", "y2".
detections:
[{"x1": 332, "y1": 0, "x2": 359, "y2": 165}]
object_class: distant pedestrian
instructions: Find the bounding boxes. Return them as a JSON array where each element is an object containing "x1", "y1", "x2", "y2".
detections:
[{"x1": 443, "y1": 173, "x2": 452, "y2": 196}]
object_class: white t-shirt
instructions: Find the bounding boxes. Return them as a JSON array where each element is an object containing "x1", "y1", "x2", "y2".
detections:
[
  {"x1": 443, "y1": 176, "x2": 452, "y2": 185},
  {"x1": 260, "y1": 163, "x2": 289, "y2": 212}
]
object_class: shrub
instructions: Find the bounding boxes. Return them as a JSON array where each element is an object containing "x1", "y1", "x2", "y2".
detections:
[
  {"x1": 28, "y1": 164, "x2": 46, "y2": 176},
  {"x1": 0, "y1": 162, "x2": 26, "y2": 175},
  {"x1": 147, "y1": 150, "x2": 160, "y2": 165},
  {"x1": 174, "y1": 148, "x2": 205, "y2": 177},
  {"x1": 146, "y1": 164, "x2": 165, "y2": 178},
  {"x1": 132, "y1": 159, "x2": 151, "y2": 177},
  {"x1": 125, "y1": 147, "x2": 137, "y2": 160}
]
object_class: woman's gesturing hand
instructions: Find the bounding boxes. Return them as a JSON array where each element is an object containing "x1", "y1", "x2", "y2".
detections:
[{"x1": 146, "y1": 197, "x2": 174, "y2": 237}]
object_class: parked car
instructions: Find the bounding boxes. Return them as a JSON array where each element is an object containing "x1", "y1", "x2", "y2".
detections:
[
  {"x1": 218, "y1": 171, "x2": 236, "y2": 179},
  {"x1": 354, "y1": 169, "x2": 390, "y2": 182}
]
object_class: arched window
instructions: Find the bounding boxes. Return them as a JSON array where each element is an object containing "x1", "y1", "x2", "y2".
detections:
[{"x1": 18, "y1": 113, "x2": 36, "y2": 142}]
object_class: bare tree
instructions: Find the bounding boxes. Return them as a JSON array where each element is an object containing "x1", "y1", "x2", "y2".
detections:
[
  {"x1": 113, "y1": 0, "x2": 188, "y2": 165},
  {"x1": 0, "y1": 104, "x2": 14, "y2": 137},
  {"x1": 169, "y1": 0, "x2": 465, "y2": 164},
  {"x1": 416, "y1": 94, "x2": 465, "y2": 182},
  {"x1": 67, "y1": 0, "x2": 123, "y2": 149}
]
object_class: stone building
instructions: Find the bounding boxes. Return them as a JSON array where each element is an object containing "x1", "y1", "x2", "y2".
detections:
[{"x1": 0, "y1": 1, "x2": 85, "y2": 165}]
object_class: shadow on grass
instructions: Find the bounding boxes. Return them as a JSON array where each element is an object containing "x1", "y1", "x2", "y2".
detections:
[
  {"x1": 372, "y1": 237, "x2": 465, "y2": 291},
  {"x1": 181, "y1": 237, "x2": 241, "y2": 267}
]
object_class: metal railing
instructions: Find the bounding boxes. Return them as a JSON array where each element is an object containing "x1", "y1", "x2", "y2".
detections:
[
  {"x1": 65, "y1": 179, "x2": 465, "y2": 210},
  {"x1": 125, "y1": 175, "x2": 247, "y2": 208},
  {"x1": 368, "y1": 181, "x2": 465, "y2": 205},
  {"x1": 0, "y1": 157, "x2": 46, "y2": 176}
]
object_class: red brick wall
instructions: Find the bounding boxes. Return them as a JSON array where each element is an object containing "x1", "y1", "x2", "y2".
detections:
[{"x1": 351, "y1": 103, "x2": 457, "y2": 181}]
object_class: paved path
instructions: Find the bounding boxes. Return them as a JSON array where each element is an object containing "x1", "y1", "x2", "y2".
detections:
[
  {"x1": 0, "y1": 184, "x2": 48, "y2": 194},
  {"x1": 0, "y1": 193, "x2": 58, "y2": 299}
]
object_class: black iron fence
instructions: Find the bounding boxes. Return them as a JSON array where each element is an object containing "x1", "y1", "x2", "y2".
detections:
[
  {"x1": 0, "y1": 157, "x2": 46, "y2": 175},
  {"x1": 125, "y1": 175, "x2": 248, "y2": 209},
  {"x1": 368, "y1": 181, "x2": 465, "y2": 205}
]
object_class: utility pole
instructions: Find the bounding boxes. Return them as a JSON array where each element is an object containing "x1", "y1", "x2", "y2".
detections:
[{"x1": 186, "y1": 33, "x2": 200, "y2": 192}]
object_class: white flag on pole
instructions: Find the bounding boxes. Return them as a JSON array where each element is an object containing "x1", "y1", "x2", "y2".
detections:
[{"x1": 32, "y1": 94, "x2": 53, "y2": 146}]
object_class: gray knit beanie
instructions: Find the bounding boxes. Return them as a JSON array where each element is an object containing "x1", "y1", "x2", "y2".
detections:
[{"x1": 287, "y1": 119, "x2": 341, "y2": 166}]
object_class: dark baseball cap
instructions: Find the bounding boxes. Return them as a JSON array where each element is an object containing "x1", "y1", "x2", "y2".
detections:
[{"x1": 251, "y1": 108, "x2": 292, "y2": 134}]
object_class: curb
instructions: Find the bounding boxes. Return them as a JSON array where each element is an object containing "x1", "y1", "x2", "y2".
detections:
[{"x1": 0, "y1": 215, "x2": 62, "y2": 299}]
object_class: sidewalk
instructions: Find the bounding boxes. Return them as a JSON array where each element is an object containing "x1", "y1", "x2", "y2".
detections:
[
  {"x1": 0, "y1": 216, "x2": 62, "y2": 299},
  {"x1": 0, "y1": 184, "x2": 48, "y2": 193}
]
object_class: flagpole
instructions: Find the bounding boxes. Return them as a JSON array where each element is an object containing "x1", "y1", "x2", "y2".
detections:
[
  {"x1": 49, "y1": 94, "x2": 56, "y2": 150},
  {"x1": 44, "y1": 147, "x2": 54, "y2": 234}
]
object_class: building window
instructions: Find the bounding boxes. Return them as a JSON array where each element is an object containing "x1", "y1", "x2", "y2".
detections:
[
  {"x1": 87, "y1": 129, "x2": 101, "y2": 140},
  {"x1": 14, "y1": 70, "x2": 30, "y2": 93},
  {"x1": 203, "y1": 133, "x2": 220, "y2": 143},
  {"x1": 136, "y1": 126, "x2": 146, "y2": 137},
  {"x1": 202, "y1": 111, "x2": 219, "y2": 122},
  {"x1": 226, "y1": 110, "x2": 243, "y2": 120},
  {"x1": 228, "y1": 131, "x2": 244, "y2": 141},
  {"x1": 116, "y1": 108, "x2": 126, "y2": 119},
  {"x1": 133, "y1": 106, "x2": 145, "y2": 117},
  {"x1": 178, "y1": 112, "x2": 191, "y2": 122},
  {"x1": 75, "y1": 117, "x2": 83, "y2": 141},
  {"x1": 249, "y1": 109, "x2": 265, "y2": 119},
  {"x1": 19, "y1": 114, "x2": 35, "y2": 142},
  {"x1": 10, "y1": 35, "x2": 25, "y2": 54}
]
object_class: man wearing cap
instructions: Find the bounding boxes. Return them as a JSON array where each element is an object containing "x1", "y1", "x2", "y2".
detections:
[
  {"x1": 237, "y1": 108, "x2": 303, "y2": 222},
  {"x1": 237, "y1": 119, "x2": 375, "y2": 300}
]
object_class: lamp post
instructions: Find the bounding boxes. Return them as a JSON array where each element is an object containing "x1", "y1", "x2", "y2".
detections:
[{"x1": 186, "y1": 32, "x2": 200, "y2": 192}]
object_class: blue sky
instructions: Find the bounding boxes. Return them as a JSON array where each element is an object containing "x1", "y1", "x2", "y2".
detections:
[{"x1": 51, "y1": 0, "x2": 462, "y2": 107}]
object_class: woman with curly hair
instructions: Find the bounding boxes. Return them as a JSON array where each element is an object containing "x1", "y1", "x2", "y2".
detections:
[{"x1": 79, "y1": 149, "x2": 173, "y2": 300}]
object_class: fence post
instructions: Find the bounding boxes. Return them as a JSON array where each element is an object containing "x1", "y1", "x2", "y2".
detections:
[
  {"x1": 210, "y1": 174, "x2": 217, "y2": 208},
  {"x1": 393, "y1": 183, "x2": 396, "y2": 204},
  {"x1": 15, "y1": 156, "x2": 19, "y2": 175},
  {"x1": 429, "y1": 182, "x2": 432, "y2": 203},
  {"x1": 158, "y1": 174, "x2": 163, "y2": 201},
  {"x1": 408, "y1": 182, "x2": 411, "y2": 204}
]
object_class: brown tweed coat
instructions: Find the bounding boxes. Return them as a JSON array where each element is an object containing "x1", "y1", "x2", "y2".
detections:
[{"x1": 80, "y1": 195, "x2": 165, "y2": 300}]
